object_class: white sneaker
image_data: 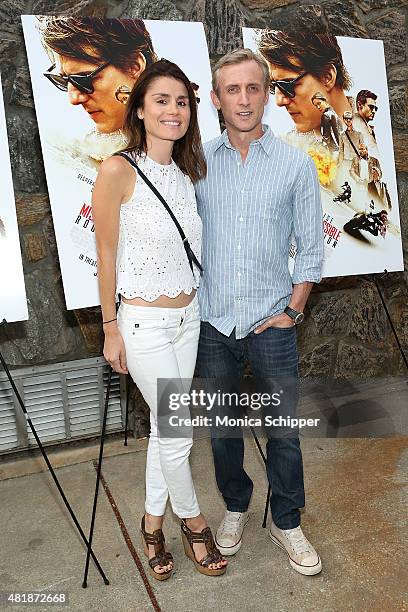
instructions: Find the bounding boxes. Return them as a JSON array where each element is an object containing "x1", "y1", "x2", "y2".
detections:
[
  {"x1": 215, "y1": 511, "x2": 249, "y2": 556},
  {"x1": 269, "y1": 521, "x2": 322, "y2": 576}
]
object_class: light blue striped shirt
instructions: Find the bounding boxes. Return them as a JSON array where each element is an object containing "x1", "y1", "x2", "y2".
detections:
[{"x1": 195, "y1": 125, "x2": 324, "y2": 339}]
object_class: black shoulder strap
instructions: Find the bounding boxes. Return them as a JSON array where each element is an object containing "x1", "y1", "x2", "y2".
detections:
[
  {"x1": 345, "y1": 131, "x2": 360, "y2": 158},
  {"x1": 114, "y1": 152, "x2": 202, "y2": 274}
]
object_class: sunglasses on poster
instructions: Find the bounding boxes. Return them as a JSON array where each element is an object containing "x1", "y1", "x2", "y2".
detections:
[
  {"x1": 367, "y1": 103, "x2": 378, "y2": 112},
  {"x1": 269, "y1": 71, "x2": 309, "y2": 98},
  {"x1": 43, "y1": 62, "x2": 110, "y2": 94}
]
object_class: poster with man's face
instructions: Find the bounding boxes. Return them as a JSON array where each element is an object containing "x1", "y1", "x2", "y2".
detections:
[
  {"x1": 0, "y1": 73, "x2": 28, "y2": 322},
  {"x1": 243, "y1": 29, "x2": 404, "y2": 278},
  {"x1": 22, "y1": 16, "x2": 220, "y2": 309}
]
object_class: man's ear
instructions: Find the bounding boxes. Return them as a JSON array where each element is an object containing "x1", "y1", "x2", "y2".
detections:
[
  {"x1": 210, "y1": 89, "x2": 221, "y2": 111},
  {"x1": 321, "y1": 64, "x2": 337, "y2": 93},
  {"x1": 129, "y1": 52, "x2": 147, "y2": 80}
]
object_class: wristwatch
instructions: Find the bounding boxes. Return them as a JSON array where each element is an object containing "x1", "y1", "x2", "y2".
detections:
[{"x1": 284, "y1": 306, "x2": 304, "y2": 325}]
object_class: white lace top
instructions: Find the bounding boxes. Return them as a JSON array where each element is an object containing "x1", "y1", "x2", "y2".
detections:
[{"x1": 116, "y1": 152, "x2": 202, "y2": 301}]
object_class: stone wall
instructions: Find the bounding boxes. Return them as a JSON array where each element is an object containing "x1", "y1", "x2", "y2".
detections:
[{"x1": 0, "y1": 0, "x2": 407, "y2": 435}]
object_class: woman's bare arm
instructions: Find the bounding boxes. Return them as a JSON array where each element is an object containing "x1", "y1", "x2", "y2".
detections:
[{"x1": 92, "y1": 156, "x2": 135, "y2": 374}]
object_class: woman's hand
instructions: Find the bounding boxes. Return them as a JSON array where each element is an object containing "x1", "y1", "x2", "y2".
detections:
[{"x1": 103, "y1": 327, "x2": 128, "y2": 374}]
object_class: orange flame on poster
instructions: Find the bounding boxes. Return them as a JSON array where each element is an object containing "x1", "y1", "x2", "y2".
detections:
[{"x1": 307, "y1": 147, "x2": 337, "y2": 186}]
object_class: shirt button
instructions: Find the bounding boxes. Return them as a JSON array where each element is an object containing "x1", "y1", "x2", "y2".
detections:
[
  {"x1": 239, "y1": 216, "x2": 244, "y2": 222},
  {"x1": 237, "y1": 244, "x2": 241, "y2": 250},
  {"x1": 237, "y1": 272, "x2": 241, "y2": 277}
]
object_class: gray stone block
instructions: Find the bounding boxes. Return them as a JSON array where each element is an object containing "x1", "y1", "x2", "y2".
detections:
[
  {"x1": 334, "y1": 341, "x2": 389, "y2": 378},
  {"x1": 348, "y1": 282, "x2": 388, "y2": 347},
  {"x1": 323, "y1": 0, "x2": 368, "y2": 38},
  {"x1": 121, "y1": 0, "x2": 183, "y2": 20},
  {"x1": 310, "y1": 293, "x2": 355, "y2": 336},
  {"x1": 32, "y1": 0, "x2": 108, "y2": 16},
  {"x1": 188, "y1": 0, "x2": 246, "y2": 56},
  {"x1": 300, "y1": 342, "x2": 337, "y2": 377},
  {"x1": 0, "y1": 269, "x2": 77, "y2": 364},
  {"x1": 366, "y1": 10, "x2": 406, "y2": 67},
  {"x1": 6, "y1": 114, "x2": 46, "y2": 193},
  {"x1": 10, "y1": 64, "x2": 34, "y2": 109},
  {"x1": 389, "y1": 84, "x2": 408, "y2": 132},
  {"x1": 0, "y1": 0, "x2": 28, "y2": 37},
  {"x1": 396, "y1": 172, "x2": 408, "y2": 256},
  {"x1": 360, "y1": 0, "x2": 408, "y2": 13}
]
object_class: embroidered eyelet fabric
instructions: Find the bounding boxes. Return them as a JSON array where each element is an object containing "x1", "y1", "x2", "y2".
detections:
[{"x1": 116, "y1": 153, "x2": 202, "y2": 301}]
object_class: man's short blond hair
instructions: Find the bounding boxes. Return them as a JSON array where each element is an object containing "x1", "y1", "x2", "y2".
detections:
[{"x1": 212, "y1": 48, "x2": 270, "y2": 93}]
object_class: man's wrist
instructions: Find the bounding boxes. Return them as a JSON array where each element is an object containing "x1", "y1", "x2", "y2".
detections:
[{"x1": 284, "y1": 306, "x2": 304, "y2": 325}]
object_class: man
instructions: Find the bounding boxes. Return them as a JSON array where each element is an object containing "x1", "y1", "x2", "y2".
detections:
[
  {"x1": 338, "y1": 111, "x2": 364, "y2": 167},
  {"x1": 195, "y1": 49, "x2": 323, "y2": 576},
  {"x1": 350, "y1": 143, "x2": 380, "y2": 188},
  {"x1": 353, "y1": 89, "x2": 379, "y2": 158},
  {"x1": 39, "y1": 17, "x2": 157, "y2": 166},
  {"x1": 258, "y1": 31, "x2": 353, "y2": 135},
  {"x1": 368, "y1": 166, "x2": 392, "y2": 210},
  {"x1": 311, "y1": 91, "x2": 341, "y2": 153}
]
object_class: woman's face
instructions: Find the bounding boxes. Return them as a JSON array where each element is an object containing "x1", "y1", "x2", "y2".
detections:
[
  {"x1": 54, "y1": 53, "x2": 144, "y2": 133},
  {"x1": 137, "y1": 76, "x2": 191, "y2": 144}
]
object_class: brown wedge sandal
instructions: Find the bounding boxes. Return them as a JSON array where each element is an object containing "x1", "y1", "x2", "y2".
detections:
[
  {"x1": 140, "y1": 516, "x2": 174, "y2": 581},
  {"x1": 181, "y1": 520, "x2": 227, "y2": 577}
]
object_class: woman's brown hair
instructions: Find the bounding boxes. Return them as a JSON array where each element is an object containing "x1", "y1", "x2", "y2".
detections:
[{"x1": 122, "y1": 59, "x2": 206, "y2": 183}]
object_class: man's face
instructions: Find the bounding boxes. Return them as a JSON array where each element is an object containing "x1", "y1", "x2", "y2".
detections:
[
  {"x1": 211, "y1": 60, "x2": 268, "y2": 137},
  {"x1": 312, "y1": 98, "x2": 327, "y2": 112},
  {"x1": 359, "y1": 143, "x2": 368, "y2": 158},
  {"x1": 358, "y1": 97, "x2": 377, "y2": 122},
  {"x1": 269, "y1": 64, "x2": 329, "y2": 133},
  {"x1": 343, "y1": 117, "x2": 353, "y2": 130},
  {"x1": 54, "y1": 53, "x2": 143, "y2": 133},
  {"x1": 372, "y1": 168, "x2": 380, "y2": 182}
]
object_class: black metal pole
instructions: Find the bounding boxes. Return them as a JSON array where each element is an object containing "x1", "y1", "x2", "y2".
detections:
[
  {"x1": 0, "y1": 343, "x2": 109, "y2": 585},
  {"x1": 82, "y1": 367, "x2": 112, "y2": 587},
  {"x1": 371, "y1": 274, "x2": 408, "y2": 372},
  {"x1": 247, "y1": 423, "x2": 270, "y2": 528},
  {"x1": 262, "y1": 486, "x2": 271, "y2": 529},
  {"x1": 124, "y1": 374, "x2": 129, "y2": 447}
]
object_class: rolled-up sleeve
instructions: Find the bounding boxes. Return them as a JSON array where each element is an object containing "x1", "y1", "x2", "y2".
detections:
[{"x1": 292, "y1": 156, "x2": 324, "y2": 284}]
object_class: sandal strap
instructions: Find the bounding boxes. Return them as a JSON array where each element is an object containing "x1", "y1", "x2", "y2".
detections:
[
  {"x1": 141, "y1": 515, "x2": 165, "y2": 545},
  {"x1": 199, "y1": 549, "x2": 224, "y2": 567},
  {"x1": 181, "y1": 521, "x2": 223, "y2": 566},
  {"x1": 149, "y1": 551, "x2": 173, "y2": 570}
]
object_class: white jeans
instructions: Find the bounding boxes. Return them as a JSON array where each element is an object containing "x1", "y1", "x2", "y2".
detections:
[{"x1": 118, "y1": 296, "x2": 201, "y2": 518}]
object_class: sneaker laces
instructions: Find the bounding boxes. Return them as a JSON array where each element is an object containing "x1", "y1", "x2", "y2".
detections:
[
  {"x1": 220, "y1": 513, "x2": 244, "y2": 536},
  {"x1": 286, "y1": 527, "x2": 312, "y2": 555}
]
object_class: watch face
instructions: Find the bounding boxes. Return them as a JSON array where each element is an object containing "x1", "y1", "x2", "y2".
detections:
[{"x1": 295, "y1": 312, "x2": 304, "y2": 324}]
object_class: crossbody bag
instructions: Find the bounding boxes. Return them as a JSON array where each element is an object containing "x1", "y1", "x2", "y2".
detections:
[{"x1": 114, "y1": 152, "x2": 203, "y2": 275}]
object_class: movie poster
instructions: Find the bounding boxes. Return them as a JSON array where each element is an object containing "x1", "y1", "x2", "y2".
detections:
[
  {"x1": 0, "y1": 74, "x2": 28, "y2": 323},
  {"x1": 243, "y1": 29, "x2": 404, "y2": 277},
  {"x1": 22, "y1": 16, "x2": 220, "y2": 309}
]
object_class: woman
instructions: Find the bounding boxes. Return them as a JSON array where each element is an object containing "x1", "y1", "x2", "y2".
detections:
[{"x1": 92, "y1": 59, "x2": 227, "y2": 580}]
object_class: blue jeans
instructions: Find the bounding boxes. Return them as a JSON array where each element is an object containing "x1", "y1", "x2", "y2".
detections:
[{"x1": 196, "y1": 322, "x2": 305, "y2": 529}]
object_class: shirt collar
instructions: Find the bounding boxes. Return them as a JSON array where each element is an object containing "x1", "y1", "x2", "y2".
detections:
[{"x1": 214, "y1": 124, "x2": 275, "y2": 157}]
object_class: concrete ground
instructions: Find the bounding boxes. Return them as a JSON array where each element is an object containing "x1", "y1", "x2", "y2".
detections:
[{"x1": 0, "y1": 430, "x2": 407, "y2": 612}]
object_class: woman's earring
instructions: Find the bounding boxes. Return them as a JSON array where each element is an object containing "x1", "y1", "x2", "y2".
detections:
[{"x1": 115, "y1": 85, "x2": 131, "y2": 105}]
